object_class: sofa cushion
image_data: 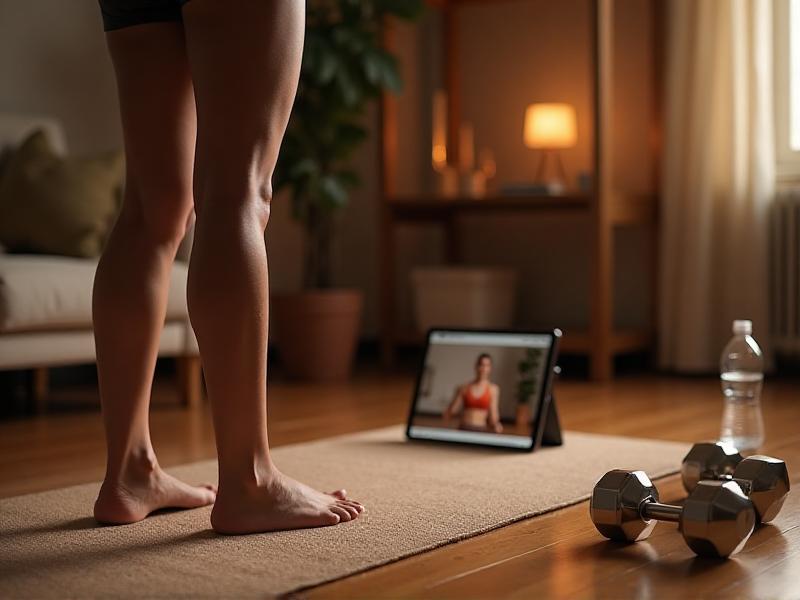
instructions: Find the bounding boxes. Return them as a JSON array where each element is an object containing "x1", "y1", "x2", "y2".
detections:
[
  {"x1": 0, "y1": 114, "x2": 68, "y2": 180},
  {"x1": 0, "y1": 255, "x2": 189, "y2": 333},
  {"x1": 0, "y1": 129, "x2": 124, "y2": 258}
]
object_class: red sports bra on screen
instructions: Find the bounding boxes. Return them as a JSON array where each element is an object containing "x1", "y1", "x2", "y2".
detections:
[{"x1": 462, "y1": 384, "x2": 491, "y2": 410}]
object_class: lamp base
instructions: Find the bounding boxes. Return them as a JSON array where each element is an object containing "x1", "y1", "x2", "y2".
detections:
[{"x1": 534, "y1": 149, "x2": 570, "y2": 192}]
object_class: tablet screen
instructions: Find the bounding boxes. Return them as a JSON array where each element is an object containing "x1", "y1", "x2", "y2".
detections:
[{"x1": 407, "y1": 329, "x2": 558, "y2": 450}]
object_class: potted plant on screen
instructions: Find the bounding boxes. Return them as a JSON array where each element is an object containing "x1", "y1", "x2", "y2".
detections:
[
  {"x1": 272, "y1": 0, "x2": 423, "y2": 380},
  {"x1": 516, "y1": 348, "x2": 543, "y2": 426}
]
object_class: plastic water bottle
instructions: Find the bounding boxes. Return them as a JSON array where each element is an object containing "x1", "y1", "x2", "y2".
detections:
[{"x1": 719, "y1": 320, "x2": 765, "y2": 452}]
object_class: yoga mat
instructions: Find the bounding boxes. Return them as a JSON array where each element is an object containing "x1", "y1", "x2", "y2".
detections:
[{"x1": 0, "y1": 426, "x2": 688, "y2": 598}]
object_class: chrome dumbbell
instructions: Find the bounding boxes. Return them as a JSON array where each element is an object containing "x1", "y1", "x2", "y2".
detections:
[
  {"x1": 681, "y1": 442, "x2": 790, "y2": 523},
  {"x1": 590, "y1": 469, "x2": 756, "y2": 558}
]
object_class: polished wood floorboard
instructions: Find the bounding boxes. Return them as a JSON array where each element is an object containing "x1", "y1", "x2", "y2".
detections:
[{"x1": 1, "y1": 369, "x2": 798, "y2": 599}]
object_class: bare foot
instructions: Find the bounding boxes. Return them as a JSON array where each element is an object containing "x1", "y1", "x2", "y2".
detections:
[
  {"x1": 210, "y1": 470, "x2": 364, "y2": 534},
  {"x1": 94, "y1": 460, "x2": 217, "y2": 525}
]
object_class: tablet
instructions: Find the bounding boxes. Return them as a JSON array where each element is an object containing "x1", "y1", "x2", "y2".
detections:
[{"x1": 406, "y1": 328, "x2": 561, "y2": 451}]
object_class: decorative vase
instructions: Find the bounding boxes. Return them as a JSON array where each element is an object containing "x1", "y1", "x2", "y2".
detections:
[{"x1": 271, "y1": 289, "x2": 363, "y2": 381}]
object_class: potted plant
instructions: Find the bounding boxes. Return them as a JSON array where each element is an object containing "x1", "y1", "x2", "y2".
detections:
[
  {"x1": 272, "y1": 0, "x2": 423, "y2": 380},
  {"x1": 516, "y1": 347, "x2": 543, "y2": 426}
]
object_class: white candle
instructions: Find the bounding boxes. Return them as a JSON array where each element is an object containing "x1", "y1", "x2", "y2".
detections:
[{"x1": 432, "y1": 90, "x2": 447, "y2": 172}]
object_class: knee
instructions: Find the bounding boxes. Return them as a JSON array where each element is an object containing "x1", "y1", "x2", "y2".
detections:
[
  {"x1": 117, "y1": 186, "x2": 193, "y2": 250},
  {"x1": 194, "y1": 175, "x2": 273, "y2": 231}
]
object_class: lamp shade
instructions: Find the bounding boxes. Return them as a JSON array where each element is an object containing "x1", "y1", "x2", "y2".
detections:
[{"x1": 523, "y1": 103, "x2": 577, "y2": 149}]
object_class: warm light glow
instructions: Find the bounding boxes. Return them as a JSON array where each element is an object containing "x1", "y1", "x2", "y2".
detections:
[
  {"x1": 479, "y1": 148, "x2": 496, "y2": 179},
  {"x1": 432, "y1": 144, "x2": 447, "y2": 170},
  {"x1": 523, "y1": 103, "x2": 577, "y2": 149},
  {"x1": 432, "y1": 90, "x2": 448, "y2": 171}
]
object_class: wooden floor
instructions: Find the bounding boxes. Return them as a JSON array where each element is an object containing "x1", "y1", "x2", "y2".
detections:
[{"x1": 1, "y1": 367, "x2": 798, "y2": 599}]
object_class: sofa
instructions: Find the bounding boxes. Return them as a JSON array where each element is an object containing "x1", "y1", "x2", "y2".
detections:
[{"x1": 0, "y1": 114, "x2": 201, "y2": 411}]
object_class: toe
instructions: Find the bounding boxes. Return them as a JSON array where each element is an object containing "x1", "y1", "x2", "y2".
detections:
[
  {"x1": 324, "y1": 511, "x2": 342, "y2": 525},
  {"x1": 337, "y1": 501, "x2": 360, "y2": 519},
  {"x1": 345, "y1": 499, "x2": 364, "y2": 511},
  {"x1": 330, "y1": 505, "x2": 352, "y2": 522},
  {"x1": 340, "y1": 499, "x2": 363, "y2": 513},
  {"x1": 330, "y1": 489, "x2": 347, "y2": 500}
]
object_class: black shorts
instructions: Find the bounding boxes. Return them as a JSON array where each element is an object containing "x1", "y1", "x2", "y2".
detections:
[{"x1": 99, "y1": 0, "x2": 192, "y2": 32}]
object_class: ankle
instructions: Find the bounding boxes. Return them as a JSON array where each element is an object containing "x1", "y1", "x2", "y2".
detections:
[
  {"x1": 106, "y1": 447, "x2": 160, "y2": 484},
  {"x1": 218, "y1": 455, "x2": 279, "y2": 493}
]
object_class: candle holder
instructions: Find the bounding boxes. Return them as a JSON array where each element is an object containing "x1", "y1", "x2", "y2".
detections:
[
  {"x1": 437, "y1": 166, "x2": 459, "y2": 197},
  {"x1": 460, "y1": 170, "x2": 486, "y2": 198}
]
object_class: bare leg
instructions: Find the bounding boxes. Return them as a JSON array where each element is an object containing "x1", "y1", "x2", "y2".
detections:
[
  {"x1": 182, "y1": 0, "x2": 362, "y2": 533},
  {"x1": 92, "y1": 22, "x2": 215, "y2": 524}
]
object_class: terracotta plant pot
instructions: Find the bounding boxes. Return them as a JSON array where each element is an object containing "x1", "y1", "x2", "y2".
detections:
[
  {"x1": 515, "y1": 403, "x2": 531, "y2": 427},
  {"x1": 271, "y1": 289, "x2": 363, "y2": 381}
]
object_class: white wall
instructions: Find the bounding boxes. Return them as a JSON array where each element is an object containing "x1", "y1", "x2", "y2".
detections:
[{"x1": 0, "y1": 1, "x2": 120, "y2": 154}]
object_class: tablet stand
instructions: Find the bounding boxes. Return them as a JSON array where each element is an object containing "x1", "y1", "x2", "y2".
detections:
[
  {"x1": 534, "y1": 365, "x2": 563, "y2": 449},
  {"x1": 539, "y1": 391, "x2": 563, "y2": 447}
]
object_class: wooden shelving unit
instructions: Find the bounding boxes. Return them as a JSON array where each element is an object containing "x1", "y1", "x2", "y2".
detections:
[{"x1": 378, "y1": 0, "x2": 662, "y2": 380}]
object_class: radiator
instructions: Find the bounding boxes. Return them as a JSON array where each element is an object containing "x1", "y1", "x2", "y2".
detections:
[{"x1": 771, "y1": 191, "x2": 800, "y2": 356}]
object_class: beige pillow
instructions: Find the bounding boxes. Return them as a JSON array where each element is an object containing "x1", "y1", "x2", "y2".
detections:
[{"x1": 0, "y1": 130, "x2": 124, "y2": 258}]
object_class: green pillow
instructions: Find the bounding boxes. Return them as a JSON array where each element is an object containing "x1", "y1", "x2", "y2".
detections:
[{"x1": 0, "y1": 129, "x2": 124, "y2": 258}]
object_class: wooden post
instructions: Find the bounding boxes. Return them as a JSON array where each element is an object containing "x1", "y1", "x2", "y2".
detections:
[
  {"x1": 649, "y1": 0, "x2": 665, "y2": 367},
  {"x1": 31, "y1": 367, "x2": 49, "y2": 414},
  {"x1": 444, "y1": 3, "x2": 461, "y2": 166},
  {"x1": 176, "y1": 356, "x2": 203, "y2": 409},
  {"x1": 380, "y1": 17, "x2": 399, "y2": 368},
  {"x1": 590, "y1": 0, "x2": 615, "y2": 381}
]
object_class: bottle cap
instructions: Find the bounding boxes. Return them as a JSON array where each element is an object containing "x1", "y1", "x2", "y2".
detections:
[{"x1": 732, "y1": 320, "x2": 752, "y2": 335}]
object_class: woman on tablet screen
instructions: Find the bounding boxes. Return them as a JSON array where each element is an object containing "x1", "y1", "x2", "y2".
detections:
[{"x1": 443, "y1": 353, "x2": 503, "y2": 433}]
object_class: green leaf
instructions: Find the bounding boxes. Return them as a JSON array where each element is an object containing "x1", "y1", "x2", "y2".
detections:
[
  {"x1": 332, "y1": 122, "x2": 368, "y2": 157},
  {"x1": 332, "y1": 26, "x2": 367, "y2": 53},
  {"x1": 288, "y1": 158, "x2": 320, "y2": 180},
  {"x1": 363, "y1": 51, "x2": 383, "y2": 86},
  {"x1": 316, "y1": 50, "x2": 338, "y2": 85},
  {"x1": 335, "y1": 67, "x2": 360, "y2": 107},
  {"x1": 318, "y1": 175, "x2": 349, "y2": 209},
  {"x1": 370, "y1": 49, "x2": 402, "y2": 92}
]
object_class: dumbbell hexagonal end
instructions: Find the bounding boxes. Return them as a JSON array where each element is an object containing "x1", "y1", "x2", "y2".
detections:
[
  {"x1": 590, "y1": 470, "x2": 658, "y2": 542},
  {"x1": 681, "y1": 480, "x2": 755, "y2": 558},
  {"x1": 681, "y1": 441, "x2": 742, "y2": 493},
  {"x1": 733, "y1": 456, "x2": 790, "y2": 523}
]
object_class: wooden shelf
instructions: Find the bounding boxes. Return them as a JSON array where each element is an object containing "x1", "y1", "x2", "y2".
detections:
[
  {"x1": 387, "y1": 193, "x2": 592, "y2": 220},
  {"x1": 387, "y1": 192, "x2": 658, "y2": 225}
]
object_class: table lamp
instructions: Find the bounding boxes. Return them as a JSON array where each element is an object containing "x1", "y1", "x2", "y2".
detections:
[{"x1": 523, "y1": 103, "x2": 577, "y2": 192}]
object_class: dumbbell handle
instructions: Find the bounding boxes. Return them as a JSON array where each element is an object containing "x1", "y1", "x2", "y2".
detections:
[
  {"x1": 640, "y1": 499, "x2": 682, "y2": 523},
  {"x1": 714, "y1": 474, "x2": 753, "y2": 495}
]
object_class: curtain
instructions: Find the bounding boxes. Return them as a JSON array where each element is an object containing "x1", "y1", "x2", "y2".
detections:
[{"x1": 659, "y1": 0, "x2": 775, "y2": 372}]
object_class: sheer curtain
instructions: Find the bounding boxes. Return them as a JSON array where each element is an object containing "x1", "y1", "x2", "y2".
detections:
[{"x1": 659, "y1": 0, "x2": 775, "y2": 372}]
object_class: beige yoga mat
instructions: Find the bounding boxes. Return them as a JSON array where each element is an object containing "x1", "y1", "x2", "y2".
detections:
[{"x1": 1, "y1": 426, "x2": 688, "y2": 598}]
